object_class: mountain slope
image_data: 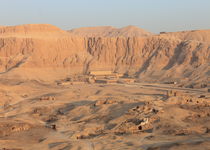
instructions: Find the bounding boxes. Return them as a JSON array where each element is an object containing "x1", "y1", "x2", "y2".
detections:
[{"x1": 0, "y1": 24, "x2": 209, "y2": 86}]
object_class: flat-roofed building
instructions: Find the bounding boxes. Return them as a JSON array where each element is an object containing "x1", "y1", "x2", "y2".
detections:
[{"x1": 89, "y1": 71, "x2": 113, "y2": 76}]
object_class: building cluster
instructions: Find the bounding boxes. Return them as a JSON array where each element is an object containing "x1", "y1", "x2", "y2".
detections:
[{"x1": 57, "y1": 71, "x2": 135, "y2": 85}]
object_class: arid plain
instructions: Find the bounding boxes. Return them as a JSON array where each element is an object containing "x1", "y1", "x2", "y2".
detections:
[{"x1": 0, "y1": 24, "x2": 209, "y2": 150}]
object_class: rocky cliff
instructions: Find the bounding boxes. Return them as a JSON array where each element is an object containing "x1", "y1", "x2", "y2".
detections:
[{"x1": 0, "y1": 24, "x2": 209, "y2": 85}]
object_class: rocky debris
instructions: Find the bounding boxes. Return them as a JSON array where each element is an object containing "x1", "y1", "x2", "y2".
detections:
[
  {"x1": 182, "y1": 103, "x2": 210, "y2": 118},
  {"x1": 45, "y1": 115, "x2": 58, "y2": 123},
  {"x1": 110, "y1": 92, "x2": 210, "y2": 137},
  {"x1": 87, "y1": 76, "x2": 96, "y2": 83},
  {"x1": 2, "y1": 102, "x2": 12, "y2": 110},
  {"x1": 94, "y1": 98, "x2": 119, "y2": 106},
  {"x1": 128, "y1": 103, "x2": 159, "y2": 116},
  {"x1": 112, "y1": 102, "x2": 161, "y2": 135},
  {"x1": 200, "y1": 83, "x2": 208, "y2": 88},
  {"x1": 166, "y1": 90, "x2": 185, "y2": 97},
  {"x1": 21, "y1": 94, "x2": 28, "y2": 98},
  {"x1": 198, "y1": 95, "x2": 206, "y2": 98},
  {"x1": 0, "y1": 121, "x2": 32, "y2": 136},
  {"x1": 153, "y1": 93, "x2": 210, "y2": 136},
  {"x1": 114, "y1": 117, "x2": 152, "y2": 134},
  {"x1": 46, "y1": 124, "x2": 57, "y2": 130},
  {"x1": 164, "y1": 81, "x2": 177, "y2": 85},
  {"x1": 168, "y1": 93, "x2": 210, "y2": 106},
  {"x1": 39, "y1": 96, "x2": 56, "y2": 101},
  {"x1": 32, "y1": 107, "x2": 52, "y2": 116}
]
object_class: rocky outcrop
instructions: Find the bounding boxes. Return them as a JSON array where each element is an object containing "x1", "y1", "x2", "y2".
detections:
[
  {"x1": 0, "y1": 24, "x2": 209, "y2": 84},
  {"x1": 0, "y1": 24, "x2": 68, "y2": 36},
  {"x1": 160, "y1": 29, "x2": 210, "y2": 43}
]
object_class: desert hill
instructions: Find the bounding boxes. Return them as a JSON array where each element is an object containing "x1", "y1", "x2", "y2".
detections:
[
  {"x1": 0, "y1": 24, "x2": 209, "y2": 86},
  {"x1": 0, "y1": 24, "x2": 69, "y2": 37},
  {"x1": 160, "y1": 29, "x2": 210, "y2": 43},
  {"x1": 68, "y1": 25, "x2": 152, "y2": 37}
]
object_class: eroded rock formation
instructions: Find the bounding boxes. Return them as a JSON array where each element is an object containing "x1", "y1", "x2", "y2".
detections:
[{"x1": 0, "y1": 24, "x2": 209, "y2": 84}]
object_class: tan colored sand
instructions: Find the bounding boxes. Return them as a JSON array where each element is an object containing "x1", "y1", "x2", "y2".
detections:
[{"x1": 0, "y1": 80, "x2": 209, "y2": 150}]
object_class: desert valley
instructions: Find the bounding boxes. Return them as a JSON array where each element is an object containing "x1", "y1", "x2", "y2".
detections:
[{"x1": 0, "y1": 24, "x2": 209, "y2": 150}]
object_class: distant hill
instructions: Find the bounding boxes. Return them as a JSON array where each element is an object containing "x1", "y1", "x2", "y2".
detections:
[
  {"x1": 68, "y1": 25, "x2": 152, "y2": 37},
  {"x1": 159, "y1": 29, "x2": 210, "y2": 43}
]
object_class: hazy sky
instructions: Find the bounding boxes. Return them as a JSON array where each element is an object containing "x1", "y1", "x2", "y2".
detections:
[{"x1": 0, "y1": 0, "x2": 209, "y2": 33}]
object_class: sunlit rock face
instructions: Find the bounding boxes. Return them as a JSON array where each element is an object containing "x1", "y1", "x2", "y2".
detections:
[{"x1": 0, "y1": 24, "x2": 209, "y2": 84}]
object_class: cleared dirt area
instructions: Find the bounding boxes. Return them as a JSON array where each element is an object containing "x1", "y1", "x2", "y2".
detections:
[{"x1": 0, "y1": 80, "x2": 209, "y2": 150}]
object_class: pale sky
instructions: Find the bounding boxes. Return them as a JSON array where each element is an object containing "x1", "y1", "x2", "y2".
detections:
[{"x1": 0, "y1": 0, "x2": 209, "y2": 33}]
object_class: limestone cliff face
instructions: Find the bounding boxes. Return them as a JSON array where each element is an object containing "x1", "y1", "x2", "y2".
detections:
[
  {"x1": 0, "y1": 24, "x2": 209, "y2": 84},
  {"x1": 0, "y1": 24, "x2": 68, "y2": 36}
]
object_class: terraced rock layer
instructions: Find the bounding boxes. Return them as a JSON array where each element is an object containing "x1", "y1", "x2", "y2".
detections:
[{"x1": 0, "y1": 24, "x2": 209, "y2": 85}]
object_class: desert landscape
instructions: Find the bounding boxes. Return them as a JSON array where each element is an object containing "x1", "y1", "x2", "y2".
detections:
[{"x1": 0, "y1": 24, "x2": 209, "y2": 150}]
